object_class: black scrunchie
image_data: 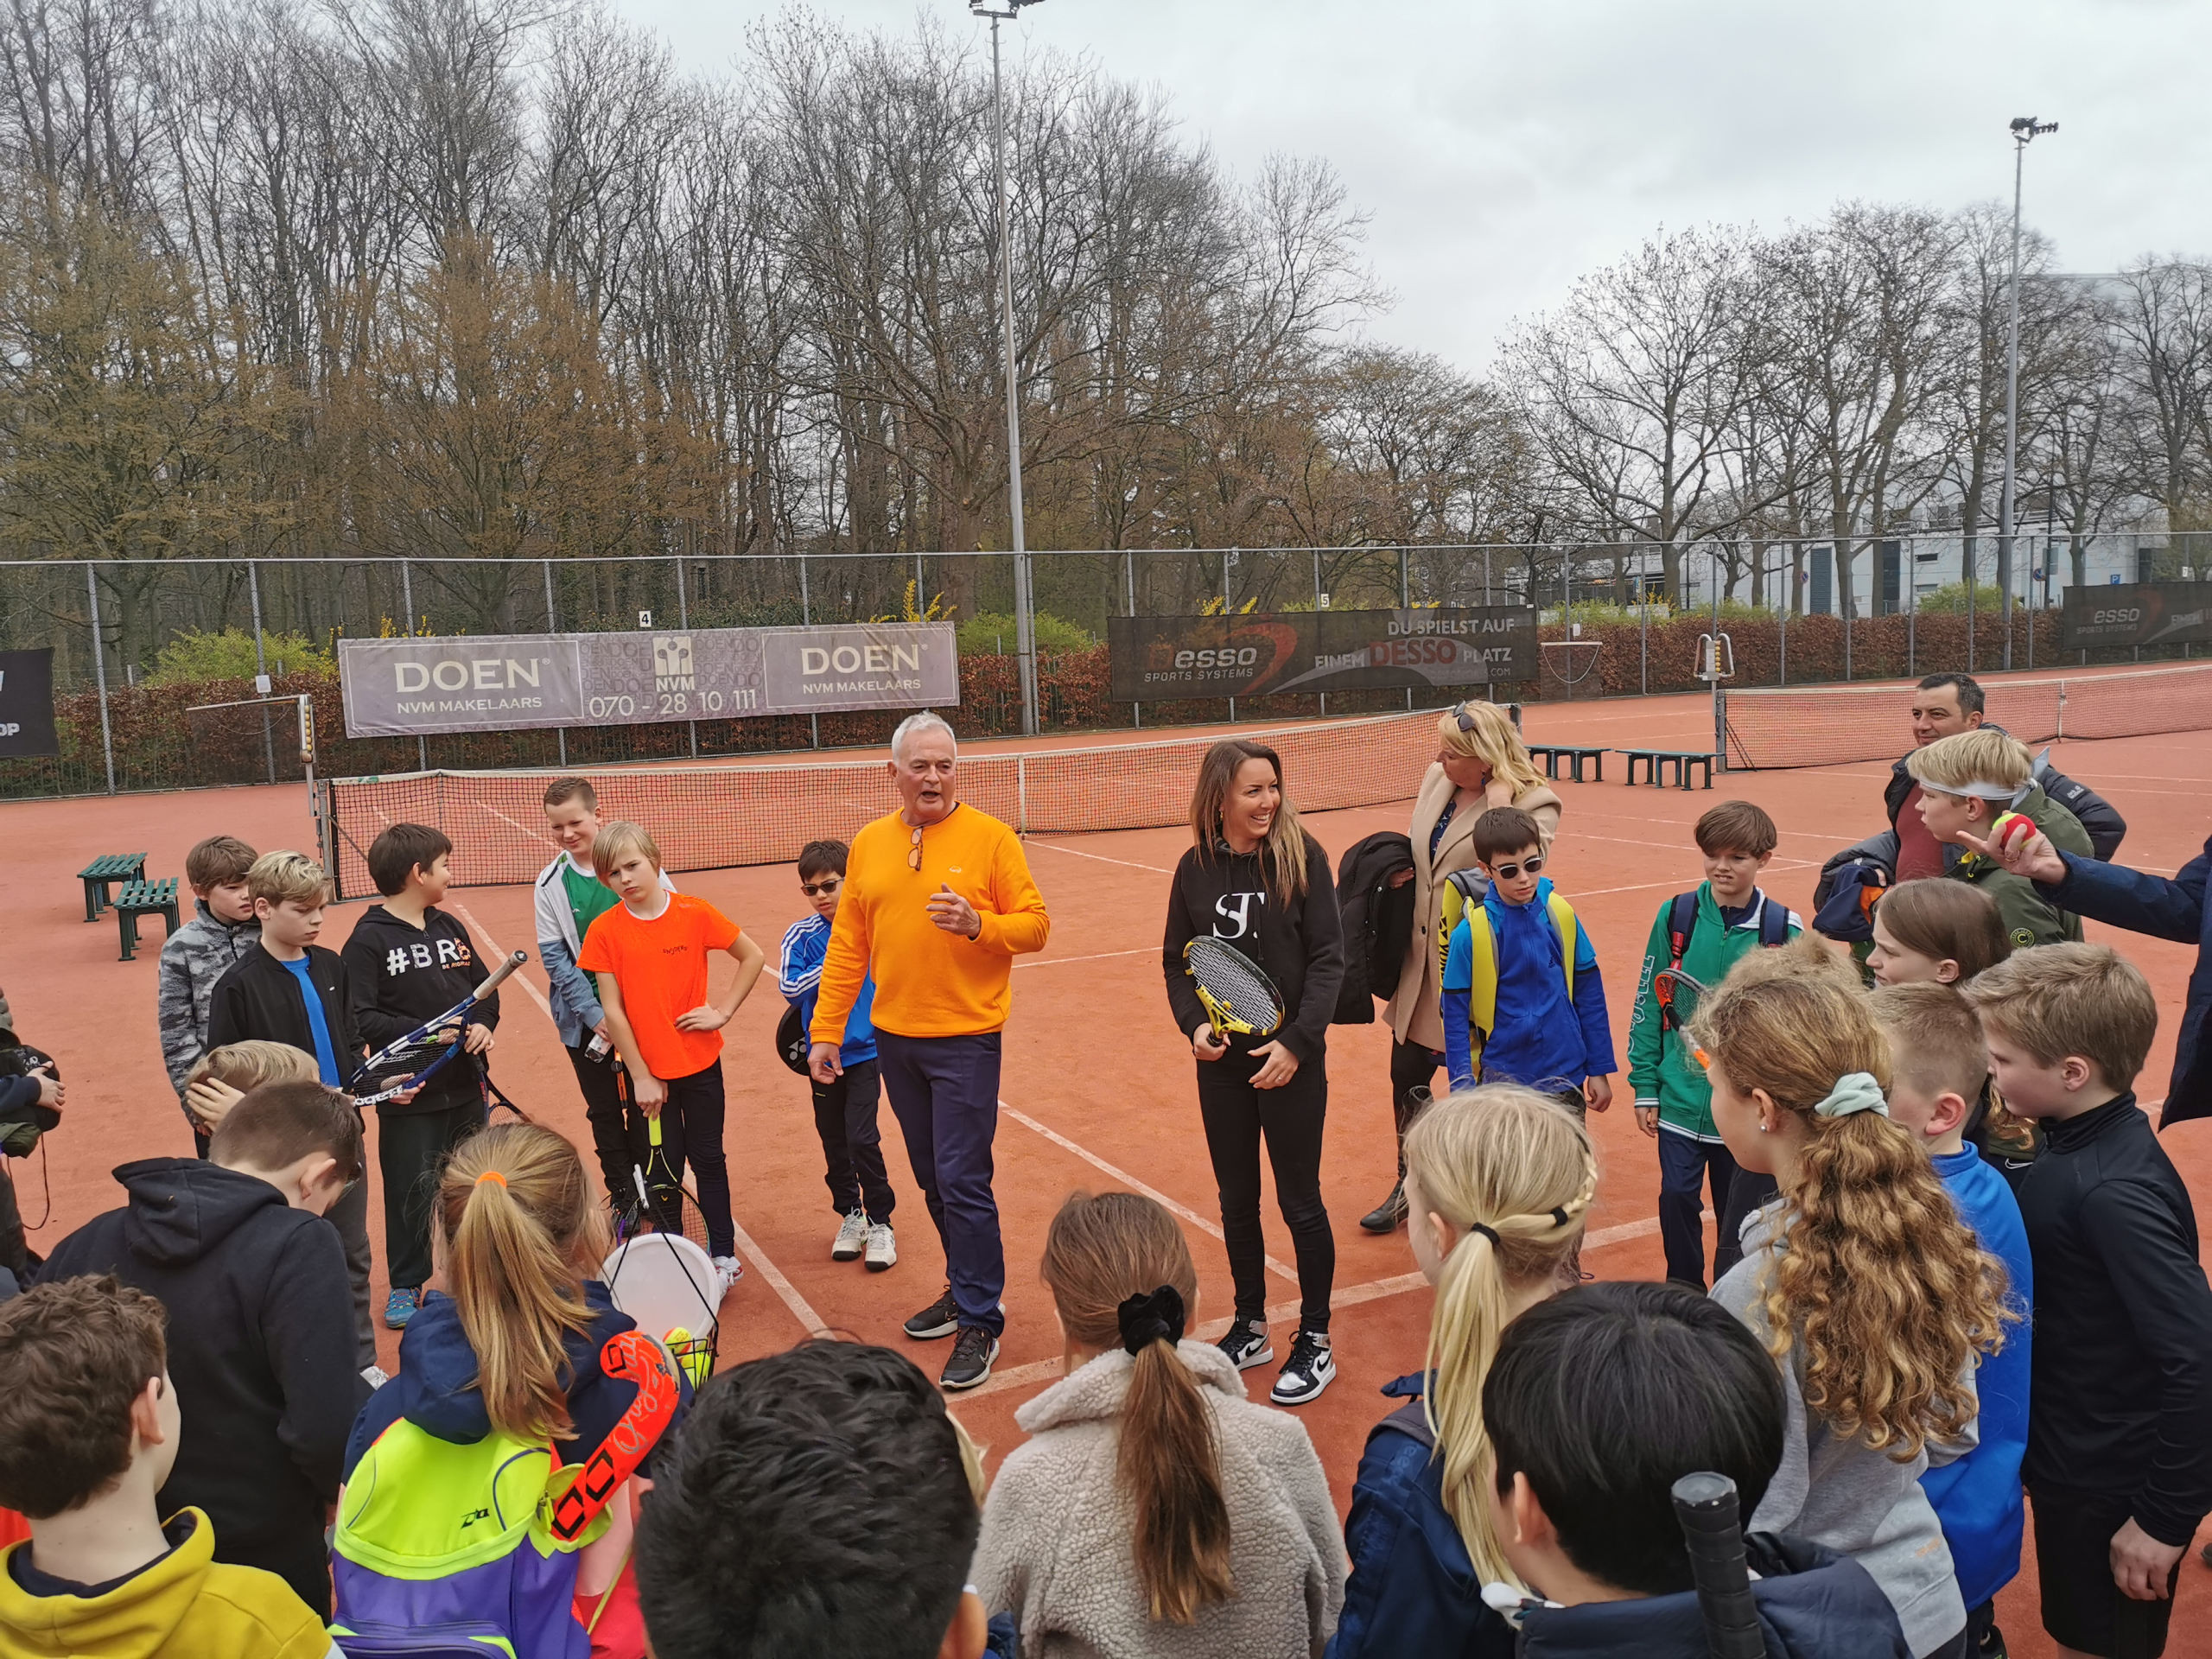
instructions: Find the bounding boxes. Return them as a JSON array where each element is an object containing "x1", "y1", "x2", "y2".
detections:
[{"x1": 1116, "y1": 1284, "x2": 1186, "y2": 1355}]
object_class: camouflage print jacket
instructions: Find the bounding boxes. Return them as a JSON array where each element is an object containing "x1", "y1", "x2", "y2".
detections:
[{"x1": 156, "y1": 900, "x2": 263, "y2": 1095}]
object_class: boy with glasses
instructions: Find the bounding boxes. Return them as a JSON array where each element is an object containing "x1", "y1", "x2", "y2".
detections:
[
  {"x1": 1440, "y1": 806, "x2": 1615, "y2": 1116},
  {"x1": 779, "y1": 838, "x2": 897, "y2": 1271}
]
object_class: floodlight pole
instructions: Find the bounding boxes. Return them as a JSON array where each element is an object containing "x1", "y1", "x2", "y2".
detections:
[
  {"x1": 2000, "y1": 116, "x2": 2057, "y2": 672},
  {"x1": 973, "y1": 0, "x2": 1043, "y2": 736}
]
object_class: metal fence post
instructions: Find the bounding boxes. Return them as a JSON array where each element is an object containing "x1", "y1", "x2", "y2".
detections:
[
  {"x1": 675, "y1": 556, "x2": 697, "y2": 759},
  {"x1": 799, "y1": 555, "x2": 817, "y2": 749},
  {"x1": 1907, "y1": 540, "x2": 1917, "y2": 676},
  {"x1": 401, "y1": 559, "x2": 426, "y2": 772},
  {"x1": 543, "y1": 559, "x2": 567, "y2": 767},
  {"x1": 248, "y1": 558, "x2": 276, "y2": 782},
  {"x1": 1967, "y1": 539, "x2": 1977, "y2": 674},
  {"x1": 86, "y1": 563, "x2": 117, "y2": 794}
]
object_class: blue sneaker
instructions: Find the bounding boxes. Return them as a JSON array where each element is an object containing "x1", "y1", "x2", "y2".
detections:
[{"x1": 384, "y1": 1286, "x2": 421, "y2": 1329}]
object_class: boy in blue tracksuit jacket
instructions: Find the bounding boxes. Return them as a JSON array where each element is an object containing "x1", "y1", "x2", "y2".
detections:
[
  {"x1": 1440, "y1": 806, "x2": 1616, "y2": 1112},
  {"x1": 1869, "y1": 983, "x2": 2031, "y2": 1655}
]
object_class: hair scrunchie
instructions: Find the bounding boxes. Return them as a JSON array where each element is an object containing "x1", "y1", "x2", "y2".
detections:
[
  {"x1": 1813, "y1": 1071, "x2": 1889, "y2": 1120},
  {"x1": 1116, "y1": 1285, "x2": 1186, "y2": 1355}
]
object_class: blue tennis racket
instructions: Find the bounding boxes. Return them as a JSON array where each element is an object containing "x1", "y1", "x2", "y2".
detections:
[{"x1": 346, "y1": 949, "x2": 527, "y2": 1107}]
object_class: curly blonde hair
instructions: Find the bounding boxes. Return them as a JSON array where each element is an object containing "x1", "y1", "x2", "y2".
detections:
[{"x1": 1689, "y1": 967, "x2": 2008, "y2": 1459}]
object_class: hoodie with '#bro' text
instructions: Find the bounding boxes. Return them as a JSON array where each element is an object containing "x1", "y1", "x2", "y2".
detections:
[{"x1": 339, "y1": 904, "x2": 500, "y2": 1113}]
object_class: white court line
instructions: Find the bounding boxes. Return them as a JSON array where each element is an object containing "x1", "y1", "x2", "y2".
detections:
[
  {"x1": 451, "y1": 900, "x2": 832, "y2": 1341},
  {"x1": 479, "y1": 803, "x2": 553, "y2": 845},
  {"x1": 1026, "y1": 839, "x2": 1175, "y2": 875},
  {"x1": 1015, "y1": 945, "x2": 1155, "y2": 969},
  {"x1": 1000, "y1": 1100, "x2": 1300, "y2": 1283}
]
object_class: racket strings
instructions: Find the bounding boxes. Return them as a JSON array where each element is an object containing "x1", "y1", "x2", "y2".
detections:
[{"x1": 1185, "y1": 938, "x2": 1286, "y2": 1036}]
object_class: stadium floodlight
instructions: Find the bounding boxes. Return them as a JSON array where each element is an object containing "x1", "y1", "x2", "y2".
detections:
[
  {"x1": 967, "y1": 0, "x2": 1046, "y2": 735},
  {"x1": 1999, "y1": 116, "x2": 2058, "y2": 671}
]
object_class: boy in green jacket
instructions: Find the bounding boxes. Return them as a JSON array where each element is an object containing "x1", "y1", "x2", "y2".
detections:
[
  {"x1": 1627, "y1": 801, "x2": 1801, "y2": 1288},
  {"x1": 1906, "y1": 728, "x2": 2094, "y2": 950}
]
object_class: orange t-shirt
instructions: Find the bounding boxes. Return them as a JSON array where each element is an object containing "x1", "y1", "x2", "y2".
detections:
[{"x1": 577, "y1": 893, "x2": 742, "y2": 1081}]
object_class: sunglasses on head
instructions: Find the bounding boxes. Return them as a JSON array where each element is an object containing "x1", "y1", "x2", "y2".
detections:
[
  {"x1": 799, "y1": 876, "x2": 842, "y2": 897},
  {"x1": 1488, "y1": 855, "x2": 1544, "y2": 880},
  {"x1": 1452, "y1": 702, "x2": 1481, "y2": 732}
]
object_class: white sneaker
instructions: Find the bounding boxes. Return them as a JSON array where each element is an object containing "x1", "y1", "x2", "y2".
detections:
[
  {"x1": 359, "y1": 1364, "x2": 390, "y2": 1389},
  {"x1": 1269, "y1": 1329, "x2": 1336, "y2": 1407},
  {"x1": 865, "y1": 1221, "x2": 897, "y2": 1272},
  {"x1": 831, "y1": 1207, "x2": 868, "y2": 1261},
  {"x1": 712, "y1": 1255, "x2": 743, "y2": 1295}
]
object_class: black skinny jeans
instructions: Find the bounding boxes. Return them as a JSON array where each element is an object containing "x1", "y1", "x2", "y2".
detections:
[{"x1": 1197, "y1": 1044, "x2": 1334, "y2": 1333}]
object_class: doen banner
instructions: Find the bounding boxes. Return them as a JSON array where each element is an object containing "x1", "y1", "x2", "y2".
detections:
[
  {"x1": 2060, "y1": 582, "x2": 2212, "y2": 652},
  {"x1": 339, "y1": 623, "x2": 957, "y2": 739},
  {"x1": 1107, "y1": 607, "x2": 1537, "y2": 702}
]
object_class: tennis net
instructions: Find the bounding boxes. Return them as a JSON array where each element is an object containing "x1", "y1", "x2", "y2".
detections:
[
  {"x1": 321, "y1": 708, "x2": 1446, "y2": 894},
  {"x1": 1725, "y1": 661, "x2": 2212, "y2": 769}
]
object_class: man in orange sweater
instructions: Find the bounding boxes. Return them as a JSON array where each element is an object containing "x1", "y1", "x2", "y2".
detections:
[{"x1": 810, "y1": 711, "x2": 1050, "y2": 1390}]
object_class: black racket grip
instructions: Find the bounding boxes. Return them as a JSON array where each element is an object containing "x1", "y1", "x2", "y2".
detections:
[{"x1": 1671, "y1": 1472, "x2": 1766, "y2": 1659}]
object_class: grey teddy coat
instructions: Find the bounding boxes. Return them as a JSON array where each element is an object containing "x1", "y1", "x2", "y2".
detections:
[{"x1": 972, "y1": 1339, "x2": 1347, "y2": 1659}]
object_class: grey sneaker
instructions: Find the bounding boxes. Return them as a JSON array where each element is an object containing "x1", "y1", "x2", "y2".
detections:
[
  {"x1": 831, "y1": 1207, "x2": 868, "y2": 1261},
  {"x1": 865, "y1": 1221, "x2": 897, "y2": 1272},
  {"x1": 1217, "y1": 1317, "x2": 1274, "y2": 1371},
  {"x1": 1270, "y1": 1329, "x2": 1336, "y2": 1406},
  {"x1": 940, "y1": 1325, "x2": 1000, "y2": 1391}
]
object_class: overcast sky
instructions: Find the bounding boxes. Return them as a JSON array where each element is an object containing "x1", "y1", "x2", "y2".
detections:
[{"x1": 609, "y1": 0, "x2": 2212, "y2": 373}]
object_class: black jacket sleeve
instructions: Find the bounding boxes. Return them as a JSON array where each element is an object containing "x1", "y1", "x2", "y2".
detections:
[
  {"x1": 2041, "y1": 765, "x2": 2127, "y2": 861},
  {"x1": 264, "y1": 1218, "x2": 372, "y2": 1501},
  {"x1": 337, "y1": 940, "x2": 410, "y2": 1053},
  {"x1": 1278, "y1": 842, "x2": 1346, "y2": 1065},
  {"x1": 1162, "y1": 852, "x2": 1209, "y2": 1042},
  {"x1": 2082, "y1": 1178, "x2": 2212, "y2": 1544}
]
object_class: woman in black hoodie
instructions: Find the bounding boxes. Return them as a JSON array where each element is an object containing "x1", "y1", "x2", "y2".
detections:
[{"x1": 1163, "y1": 738, "x2": 1346, "y2": 1407}]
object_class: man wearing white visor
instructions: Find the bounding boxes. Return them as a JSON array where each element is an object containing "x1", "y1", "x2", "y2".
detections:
[{"x1": 1907, "y1": 728, "x2": 2097, "y2": 950}]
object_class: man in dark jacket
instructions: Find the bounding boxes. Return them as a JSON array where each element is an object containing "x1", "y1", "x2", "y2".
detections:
[{"x1": 35, "y1": 1080, "x2": 368, "y2": 1619}]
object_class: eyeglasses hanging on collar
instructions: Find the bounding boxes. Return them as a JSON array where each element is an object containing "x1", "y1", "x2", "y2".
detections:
[{"x1": 907, "y1": 824, "x2": 925, "y2": 873}]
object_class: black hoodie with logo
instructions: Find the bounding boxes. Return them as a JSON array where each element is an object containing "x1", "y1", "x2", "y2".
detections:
[
  {"x1": 37, "y1": 1158, "x2": 368, "y2": 1618},
  {"x1": 339, "y1": 904, "x2": 501, "y2": 1114},
  {"x1": 1162, "y1": 836, "x2": 1344, "y2": 1063}
]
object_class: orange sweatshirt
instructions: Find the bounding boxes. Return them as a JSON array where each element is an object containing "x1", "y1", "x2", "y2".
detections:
[{"x1": 811, "y1": 802, "x2": 1050, "y2": 1040}]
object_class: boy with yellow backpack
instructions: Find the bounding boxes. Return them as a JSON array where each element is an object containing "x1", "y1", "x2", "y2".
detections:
[{"x1": 1439, "y1": 806, "x2": 1616, "y2": 1116}]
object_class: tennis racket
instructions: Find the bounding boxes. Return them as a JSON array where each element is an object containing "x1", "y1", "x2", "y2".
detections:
[
  {"x1": 346, "y1": 949, "x2": 528, "y2": 1108},
  {"x1": 639, "y1": 1112, "x2": 714, "y2": 1257},
  {"x1": 1652, "y1": 966, "x2": 1712, "y2": 1069},
  {"x1": 1184, "y1": 936, "x2": 1286, "y2": 1040},
  {"x1": 1671, "y1": 1472, "x2": 1765, "y2": 1659}
]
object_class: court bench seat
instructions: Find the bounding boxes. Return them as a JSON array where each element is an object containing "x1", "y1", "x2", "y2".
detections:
[
  {"x1": 115, "y1": 878, "x2": 181, "y2": 963},
  {"x1": 77, "y1": 853, "x2": 149, "y2": 922},
  {"x1": 1618, "y1": 749, "x2": 1718, "y2": 791},
  {"x1": 1525, "y1": 743, "x2": 1609, "y2": 783}
]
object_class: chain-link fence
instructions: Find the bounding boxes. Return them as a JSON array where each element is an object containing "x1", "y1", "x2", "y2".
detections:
[{"x1": 4, "y1": 531, "x2": 2207, "y2": 799}]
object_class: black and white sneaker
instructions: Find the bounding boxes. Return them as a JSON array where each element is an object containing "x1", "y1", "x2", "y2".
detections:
[
  {"x1": 940, "y1": 1325, "x2": 1000, "y2": 1391},
  {"x1": 831, "y1": 1207, "x2": 868, "y2": 1262},
  {"x1": 903, "y1": 1286, "x2": 962, "y2": 1340},
  {"x1": 1270, "y1": 1329, "x2": 1336, "y2": 1406},
  {"x1": 1216, "y1": 1317, "x2": 1274, "y2": 1371}
]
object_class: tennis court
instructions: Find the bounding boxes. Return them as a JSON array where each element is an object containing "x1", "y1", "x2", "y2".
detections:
[{"x1": 4, "y1": 672, "x2": 2209, "y2": 1659}]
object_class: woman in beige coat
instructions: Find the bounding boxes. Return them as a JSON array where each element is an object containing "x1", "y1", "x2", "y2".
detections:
[
  {"x1": 972, "y1": 1191, "x2": 1345, "y2": 1659},
  {"x1": 1363, "y1": 702, "x2": 1560, "y2": 1232}
]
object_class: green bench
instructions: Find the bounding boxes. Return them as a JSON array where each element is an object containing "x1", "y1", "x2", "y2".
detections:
[
  {"x1": 115, "y1": 877, "x2": 181, "y2": 962},
  {"x1": 78, "y1": 853, "x2": 149, "y2": 922},
  {"x1": 1526, "y1": 743, "x2": 1610, "y2": 783},
  {"x1": 1619, "y1": 748, "x2": 1719, "y2": 791}
]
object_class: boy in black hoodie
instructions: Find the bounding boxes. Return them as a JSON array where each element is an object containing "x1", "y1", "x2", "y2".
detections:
[
  {"x1": 1962, "y1": 944, "x2": 2212, "y2": 1659},
  {"x1": 340, "y1": 823, "x2": 499, "y2": 1332},
  {"x1": 34, "y1": 1080, "x2": 368, "y2": 1619}
]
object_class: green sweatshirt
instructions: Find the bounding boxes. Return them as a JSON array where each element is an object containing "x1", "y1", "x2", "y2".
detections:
[
  {"x1": 1626, "y1": 882, "x2": 1802, "y2": 1140},
  {"x1": 1948, "y1": 782, "x2": 2094, "y2": 949}
]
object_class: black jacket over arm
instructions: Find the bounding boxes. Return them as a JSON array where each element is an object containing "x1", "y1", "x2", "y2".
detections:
[
  {"x1": 339, "y1": 904, "x2": 500, "y2": 1112},
  {"x1": 206, "y1": 943, "x2": 360, "y2": 1071},
  {"x1": 1163, "y1": 836, "x2": 1344, "y2": 1064},
  {"x1": 2018, "y1": 1093, "x2": 2212, "y2": 1547}
]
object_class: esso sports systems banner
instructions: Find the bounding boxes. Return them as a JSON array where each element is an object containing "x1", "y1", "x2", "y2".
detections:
[
  {"x1": 339, "y1": 623, "x2": 957, "y2": 738},
  {"x1": 1107, "y1": 607, "x2": 1536, "y2": 702},
  {"x1": 2060, "y1": 582, "x2": 2212, "y2": 652}
]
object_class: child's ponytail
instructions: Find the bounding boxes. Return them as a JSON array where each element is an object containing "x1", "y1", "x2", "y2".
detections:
[
  {"x1": 437, "y1": 1124, "x2": 604, "y2": 1444},
  {"x1": 1041, "y1": 1191, "x2": 1232, "y2": 1624},
  {"x1": 1691, "y1": 971, "x2": 2008, "y2": 1458},
  {"x1": 1404, "y1": 1086, "x2": 1595, "y2": 1585}
]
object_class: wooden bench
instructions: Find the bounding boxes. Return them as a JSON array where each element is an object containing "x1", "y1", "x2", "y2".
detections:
[
  {"x1": 1526, "y1": 743, "x2": 1609, "y2": 783},
  {"x1": 78, "y1": 853, "x2": 148, "y2": 922},
  {"x1": 115, "y1": 878, "x2": 181, "y2": 962},
  {"x1": 1619, "y1": 749, "x2": 1718, "y2": 791}
]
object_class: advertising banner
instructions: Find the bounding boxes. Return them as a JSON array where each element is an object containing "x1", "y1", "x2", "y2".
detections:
[
  {"x1": 2060, "y1": 582, "x2": 2212, "y2": 652},
  {"x1": 0, "y1": 649, "x2": 59, "y2": 758},
  {"x1": 1107, "y1": 607, "x2": 1537, "y2": 702},
  {"x1": 339, "y1": 623, "x2": 957, "y2": 739}
]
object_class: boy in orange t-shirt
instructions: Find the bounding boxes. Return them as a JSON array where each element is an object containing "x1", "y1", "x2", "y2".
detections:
[{"x1": 577, "y1": 822, "x2": 766, "y2": 1285}]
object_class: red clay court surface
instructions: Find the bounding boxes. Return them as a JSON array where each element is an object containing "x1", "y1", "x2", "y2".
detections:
[{"x1": 5, "y1": 683, "x2": 2209, "y2": 1659}]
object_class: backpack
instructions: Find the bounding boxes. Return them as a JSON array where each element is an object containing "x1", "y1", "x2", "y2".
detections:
[
  {"x1": 1332, "y1": 832, "x2": 1416, "y2": 1025},
  {"x1": 1659, "y1": 890, "x2": 1790, "y2": 1027}
]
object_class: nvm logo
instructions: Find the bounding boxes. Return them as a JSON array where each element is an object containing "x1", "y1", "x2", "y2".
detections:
[{"x1": 653, "y1": 635, "x2": 696, "y2": 694}]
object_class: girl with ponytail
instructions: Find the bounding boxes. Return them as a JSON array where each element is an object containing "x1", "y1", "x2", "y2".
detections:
[
  {"x1": 333, "y1": 1124, "x2": 691, "y2": 1657},
  {"x1": 1329, "y1": 1085, "x2": 1594, "y2": 1659},
  {"x1": 971, "y1": 1190, "x2": 1344, "y2": 1657},
  {"x1": 1694, "y1": 963, "x2": 2007, "y2": 1659}
]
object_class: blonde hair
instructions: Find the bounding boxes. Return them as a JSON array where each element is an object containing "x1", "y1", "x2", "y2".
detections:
[
  {"x1": 1689, "y1": 966, "x2": 2007, "y2": 1459},
  {"x1": 1905, "y1": 729, "x2": 2031, "y2": 797},
  {"x1": 189, "y1": 1041, "x2": 319, "y2": 1094},
  {"x1": 1961, "y1": 941, "x2": 2158, "y2": 1092},
  {"x1": 1402, "y1": 1085, "x2": 1594, "y2": 1585},
  {"x1": 1436, "y1": 702, "x2": 1545, "y2": 799},
  {"x1": 589, "y1": 820, "x2": 662, "y2": 881},
  {"x1": 1039, "y1": 1191, "x2": 1229, "y2": 1625},
  {"x1": 435, "y1": 1125, "x2": 607, "y2": 1444},
  {"x1": 1868, "y1": 982, "x2": 1990, "y2": 1108},
  {"x1": 245, "y1": 850, "x2": 331, "y2": 907},
  {"x1": 1188, "y1": 740, "x2": 1312, "y2": 906}
]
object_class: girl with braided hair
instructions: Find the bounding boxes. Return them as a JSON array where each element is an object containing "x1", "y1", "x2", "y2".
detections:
[
  {"x1": 1328, "y1": 1085, "x2": 1595, "y2": 1658},
  {"x1": 1694, "y1": 964, "x2": 2009, "y2": 1659}
]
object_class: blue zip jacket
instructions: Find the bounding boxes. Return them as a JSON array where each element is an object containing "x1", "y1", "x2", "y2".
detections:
[
  {"x1": 1440, "y1": 879, "x2": 1613, "y2": 1092},
  {"x1": 1325, "y1": 1375, "x2": 1516, "y2": 1659},
  {"x1": 1919, "y1": 1144, "x2": 2031, "y2": 1610},
  {"x1": 779, "y1": 913, "x2": 876, "y2": 1065}
]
